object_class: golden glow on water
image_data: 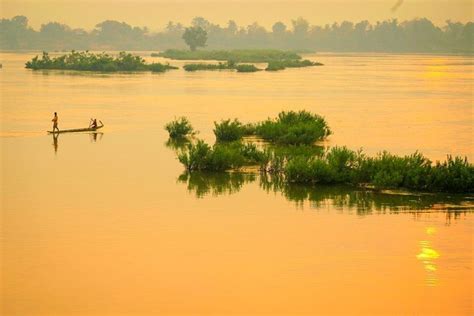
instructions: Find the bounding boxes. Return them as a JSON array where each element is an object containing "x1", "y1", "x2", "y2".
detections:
[{"x1": 1, "y1": 52, "x2": 473, "y2": 315}]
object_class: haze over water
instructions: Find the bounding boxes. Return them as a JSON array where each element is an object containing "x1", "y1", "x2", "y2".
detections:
[{"x1": 1, "y1": 52, "x2": 473, "y2": 315}]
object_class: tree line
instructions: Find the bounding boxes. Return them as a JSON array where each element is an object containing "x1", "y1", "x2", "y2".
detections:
[{"x1": 1, "y1": 15, "x2": 472, "y2": 53}]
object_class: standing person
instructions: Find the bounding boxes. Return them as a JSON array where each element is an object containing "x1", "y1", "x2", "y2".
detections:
[{"x1": 52, "y1": 112, "x2": 59, "y2": 133}]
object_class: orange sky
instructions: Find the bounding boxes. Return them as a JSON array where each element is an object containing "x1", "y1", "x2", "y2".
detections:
[{"x1": 1, "y1": 0, "x2": 472, "y2": 31}]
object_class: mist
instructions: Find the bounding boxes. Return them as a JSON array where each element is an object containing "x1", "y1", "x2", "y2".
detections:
[{"x1": 1, "y1": 15, "x2": 473, "y2": 53}]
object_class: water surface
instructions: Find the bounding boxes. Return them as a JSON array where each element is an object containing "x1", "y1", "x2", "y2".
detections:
[{"x1": 1, "y1": 52, "x2": 473, "y2": 315}]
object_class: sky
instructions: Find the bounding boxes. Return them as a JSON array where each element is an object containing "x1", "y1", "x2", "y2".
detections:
[{"x1": 1, "y1": 0, "x2": 473, "y2": 31}]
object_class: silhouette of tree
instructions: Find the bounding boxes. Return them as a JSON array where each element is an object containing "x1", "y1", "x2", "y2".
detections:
[{"x1": 182, "y1": 26, "x2": 207, "y2": 51}]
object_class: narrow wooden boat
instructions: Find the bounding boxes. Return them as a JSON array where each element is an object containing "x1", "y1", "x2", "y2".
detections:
[{"x1": 48, "y1": 123, "x2": 104, "y2": 134}]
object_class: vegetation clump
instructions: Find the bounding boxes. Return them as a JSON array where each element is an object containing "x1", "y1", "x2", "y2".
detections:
[
  {"x1": 235, "y1": 64, "x2": 261, "y2": 72},
  {"x1": 255, "y1": 110, "x2": 332, "y2": 145},
  {"x1": 266, "y1": 59, "x2": 323, "y2": 71},
  {"x1": 165, "y1": 117, "x2": 195, "y2": 139},
  {"x1": 284, "y1": 147, "x2": 474, "y2": 193},
  {"x1": 25, "y1": 51, "x2": 178, "y2": 72},
  {"x1": 183, "y1": 61, "x2": 260, "y2": 72},
  {"x1": 178, "y1": 140, "x2": 266, "y2": 171},
  {"x1": 183, "y1": 62, "x2": 234, "y2": 71},
  {"x1": 171, "y1": 112, "x2": 473, "y2": 193},
  {"x1": 157, "y1": 49, "x2": 302, "y2": 63},
  {"x1": 214, "y1": 119, "x2": 247, "y2": 142}
]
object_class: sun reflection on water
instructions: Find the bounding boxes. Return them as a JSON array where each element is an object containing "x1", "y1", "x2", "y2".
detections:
[{"x1": 417, "y1": 227, "x2": 440, "y2": 286}]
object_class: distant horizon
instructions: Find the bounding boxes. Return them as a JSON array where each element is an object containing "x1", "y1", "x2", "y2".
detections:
[
  {"x1": 2, "y1": 0, "x2": 472, "y2": 32},
  {"x1": 1, "y1": 14, "x2": 472, "y2": 33}
]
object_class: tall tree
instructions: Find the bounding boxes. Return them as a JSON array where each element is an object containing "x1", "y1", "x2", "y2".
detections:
[{"x1": 182, "y1": 26, "x2": 207, "y2": 51}]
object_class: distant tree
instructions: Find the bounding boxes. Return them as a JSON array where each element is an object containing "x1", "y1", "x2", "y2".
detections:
[
  {"x1": 292, "y1": 17, "x2": 309, "y2": 36},
  {"x1": 192, "y1": 17, "x2": 211, "y2": 30},
  {"x1": 182, "y1": 26, "x2": 207, "y2": 51},
  {"x1": 272, "y1": 22, "x2": 287, "y2": 35},
  {"x1": 227, "y1": 20, "x2": 238, "y2": 35}
]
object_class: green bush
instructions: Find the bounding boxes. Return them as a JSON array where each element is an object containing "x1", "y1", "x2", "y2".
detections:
[
  {"x1": 214, "y1": 119, "x2": 246, "y2": 142},
  {"x1": 429, "y1": 156, "x2": 474, "y2": 193},
  {"x1": 178, "y1": 140, "x2": 266, "y2": 171},
  {"x1": 165, "y1": 117, "x2": 195, "y2": 138},
  {"x1": 281, "y1": 148, "x2": 473, "y2": 193},
  {"x1": 235, "y1": 64, "x2": 260, "y2": 72},
  {"x1": 183, "y1": 62, "x2": 233, "y2": 72},
  {"x1": 255, "y1": 110, "x2": 332, "y2": 145}
]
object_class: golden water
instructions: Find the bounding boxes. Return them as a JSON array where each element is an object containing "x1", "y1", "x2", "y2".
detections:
[{"x1": 1, "y1": 52, "x2": 473, "y2": 315}]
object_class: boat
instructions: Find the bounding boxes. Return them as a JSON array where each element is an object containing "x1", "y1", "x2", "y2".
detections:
[{"x1": 47, "y1": 122, "x2": 104, "y2": 134}]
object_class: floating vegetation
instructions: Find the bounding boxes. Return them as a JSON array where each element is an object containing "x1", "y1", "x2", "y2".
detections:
[
  {"x1": 156, "y1": 49, "x2": 302, "y2": 63},
  {"x1": 213, "y1": 119, "x2": 247, "y2": 142},
  {"x1": 235, "y1": 64, "x2": 261, "y2": 72},
  {"x1": 283, "y1": 148, "x2": 473, "y2": 193},
  {"x1": 26, "y1": 51, "x2": 178, "y2": 72},
  {"x1": 266, "y1": 59, "x2": 324, "y2": 71},
  {"x1": 165, "y1": 117, "x2": 195, "y2": 139},
  {"x1": 183, "y1": 62, "x2": 234, "y2": 72},
  {"x1": 173, "y1": 112, "x2": 473, "y2": 193},
  {"x1": 254, "y1": 110, "x2": 332, "y2": 145},
  {"x1": 178, "y1": 140, "x2": 266, "y2": 171},
  {"x1": 182, "y1": 61, "x2": 261, "y2": 72}
]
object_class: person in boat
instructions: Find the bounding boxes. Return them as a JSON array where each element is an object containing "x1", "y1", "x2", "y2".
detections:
[
  {"x1": 90, "y1": 118, "x2": 98, "y2": 129},
  {"x1": 52, "y1": 112, "x2": 59, "y2": 133}
]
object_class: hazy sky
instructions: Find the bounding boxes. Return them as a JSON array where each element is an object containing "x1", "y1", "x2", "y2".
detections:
[{"x1": 2, "y1": 0, "x2": 472, "y2": 31}]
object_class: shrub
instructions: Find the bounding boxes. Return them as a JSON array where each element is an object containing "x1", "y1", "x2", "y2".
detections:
[
  {"x1": 429, "y1": 156, "x2": 474, "y2": 193},
  {"x1": 235, "y1": 64, "x2": 260, "y2": 72},
  {"x1": 178, "y1": 140, "x2": 266, "y2": 171},
  {"x1": 183, "y1": 62, "x2": 233, "y2": 71},
  {"x1": 165, "y1": 117, "x2": 195, "y2": 138},
  {"x1": 214, "y1": 119, "x2": 245, "y2": 142},
  {"x1": 255, "y1": 110, "x2": 331, "y2": 145}
]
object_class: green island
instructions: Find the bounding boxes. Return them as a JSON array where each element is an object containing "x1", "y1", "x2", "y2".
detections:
[
  {"x1": 154, "y1": 49, "x2": 323, "y2": 72},
  {"x1": 154, "y1": 49, "x2": 302, "y2": 62},
  {"x1": 25, "y1": 51, "x2": 178, "y2": 72},
  {"x1": 165, "y1": 111, "x2": 474, "y2": 193}
]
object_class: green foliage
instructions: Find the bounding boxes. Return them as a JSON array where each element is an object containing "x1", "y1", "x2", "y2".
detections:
[
  {"x1": 183, "y1": 61, "x2": 260, "y2": 72},
  {"x1": 255, "y1": 110, "x2": 332, "y2": 145},
  {"x1": 25, "y1": 51, "x2": 178, "y2": 72},
  {"x1": 266, "y1": 59, "x2": 323, "y2": 71},
  {"x1": 214, "y1": 119, "x2": 246, "y2": 142},
  {"x1": 183, "y1": 62, "x2": 233, "y2": 71},
  {"x1": 182, "y1": 26, "x2": 208, "y2": 51},
  {"x1": 178, "y1": 140, "x2": 266, "y2": 171},
  {"x1": 157, "y1": 49, "x2": 302, "y2": 62},
  {"x1": 235, "y1": 64, "x2": 261, "y2": 72},
  {"x1": 283, "y1": 147, "x2": 474, "y2": 193},
  {"x1": 164, "y1": 117, "x2": 195, "y2": 139}
]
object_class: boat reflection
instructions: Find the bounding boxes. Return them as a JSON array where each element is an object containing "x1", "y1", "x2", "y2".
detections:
[
  {"x1": 51, "y1": 131, "x2": 103, "y2": 154},
  {"x1": 178, "y1": 171, "x2": 474, "y2": 215}
]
